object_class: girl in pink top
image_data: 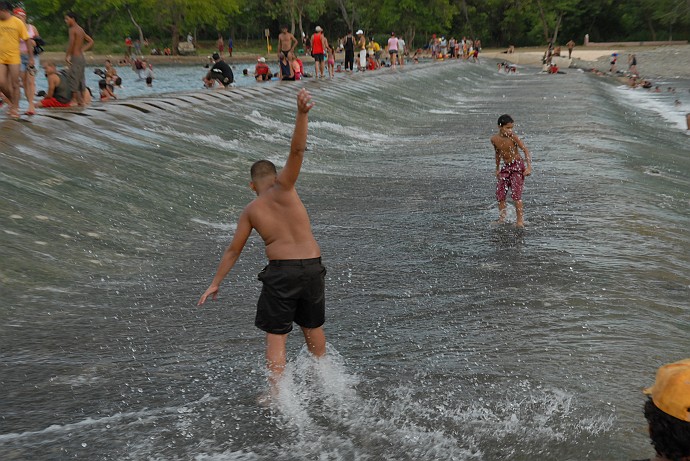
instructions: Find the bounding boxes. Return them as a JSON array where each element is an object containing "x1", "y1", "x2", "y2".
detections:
[
  {"x1": 387, "y1": 32, "x2": 399, "y2": 67},
  {"x1": 15, "y1": 7, "x2": 38, "y2": 115},
  {"x1": 288, "y1": 51, "x2": 301, "y2": 80}
]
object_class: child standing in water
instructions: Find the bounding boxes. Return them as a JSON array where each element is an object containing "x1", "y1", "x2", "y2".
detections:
[
  {"x1": 490, "y1": 114, "x2": 532, "y2": 227},
  {"x1": 198, "y1": 89, "x2": 327, "y2": 399},
  {"x1": 326, "y1": 44, "x2": 335, "y2": 78}
]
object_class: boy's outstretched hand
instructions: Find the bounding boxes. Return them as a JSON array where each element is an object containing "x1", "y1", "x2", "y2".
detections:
[{"x1": 297, "y1": 88, "x2": 315, "y2": 114}]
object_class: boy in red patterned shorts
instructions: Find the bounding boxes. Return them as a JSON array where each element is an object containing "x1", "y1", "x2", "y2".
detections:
[{"x1": 491, "y1": 114, "x2": 532, "y2": 228}]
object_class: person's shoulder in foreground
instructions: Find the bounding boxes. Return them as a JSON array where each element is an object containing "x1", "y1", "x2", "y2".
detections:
[{"x1": 639, "y1": 358, "x2": 690, "y2": 461}]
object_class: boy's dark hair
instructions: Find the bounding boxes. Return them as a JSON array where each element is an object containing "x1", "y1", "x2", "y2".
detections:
[
  {"x1": 498, "y1": 114, "x2": 514, "y2": 126},
  {"x1": 65, "y1": 11, "x2": 78, "y2": 21},
  {"x1": 644, "y1": 398, "x2": 690, "y2": 461},
  {"x1": 0, "y1": 1, "x2": 12, "y2": 11},
  {"x1": 251, "y1": 160, "x2": 277, "y2": 181}
]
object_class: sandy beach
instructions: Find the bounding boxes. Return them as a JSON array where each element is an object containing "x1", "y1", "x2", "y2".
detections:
[{"x1": 482, "y1": 44, "x2": 690, "y2": 80}]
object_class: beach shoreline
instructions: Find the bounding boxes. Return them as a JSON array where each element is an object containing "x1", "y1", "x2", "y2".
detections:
[
  {"x1": 482, "y1": 44, "x2": 690, "y2": 80},
  {"x1": 39, "y1": 43, "x2": 690, "y2": 81}
]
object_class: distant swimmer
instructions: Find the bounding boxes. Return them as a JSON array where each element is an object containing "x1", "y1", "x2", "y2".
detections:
[
  {"x1": 491, "y1": 114, "x2": 532, "y2": 228},
  {"x1": 198, "y1": 89, "x2": 328, "y2": 399}
]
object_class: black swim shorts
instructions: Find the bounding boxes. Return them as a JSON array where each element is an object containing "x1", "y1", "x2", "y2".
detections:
[
  {"x1": 312, "y1": 53, "x2": 325, "y2": 62},
  {"x1": 255, "y1": 257, "x2": 326, "y2": 334}
]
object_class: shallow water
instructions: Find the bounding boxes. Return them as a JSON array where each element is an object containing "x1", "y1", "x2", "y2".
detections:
[{"x1": 1, "y1": 60, "x2": 689, "y2": 460}]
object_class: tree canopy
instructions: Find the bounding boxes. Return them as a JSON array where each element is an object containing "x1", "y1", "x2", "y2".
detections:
[{"x1": 21, "y1": 0, "x2": 690, "y2": 52}]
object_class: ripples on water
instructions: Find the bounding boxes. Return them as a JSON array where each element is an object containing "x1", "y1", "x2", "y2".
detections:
[{"x1": 1, "y1": 60, "x2": 689, "y2": 460}]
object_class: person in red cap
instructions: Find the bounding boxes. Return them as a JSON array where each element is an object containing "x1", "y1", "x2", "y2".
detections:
[
  {"x1": 254, "y1": 57, "x2": 270, "y2": 81},
  {"x1": 639, "y1": 358, "x2": 690, "y2": 461},
  {"x1": 310, "y1": 26, "x2": 327, "y2": 78},
  {"x1": 0, "y1": 1, "x2": 34, "y2": 119}
]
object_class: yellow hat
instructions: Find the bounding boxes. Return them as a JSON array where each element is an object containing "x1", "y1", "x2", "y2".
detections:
[{"x1": 643, "y1": 358, "x2": 690, "y2": 422}]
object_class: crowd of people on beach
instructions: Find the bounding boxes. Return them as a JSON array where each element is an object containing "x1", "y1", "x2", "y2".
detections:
[
  {"x1": 0, "y1": 3, "x2": 161, "y2": 117},
  {"x1": 225, "y1": 26, "x2": 484, "y2": 84}
]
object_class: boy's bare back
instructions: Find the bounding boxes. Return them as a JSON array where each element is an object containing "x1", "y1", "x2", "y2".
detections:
[
  {"x1": 243, "y1": 184, "x2": 319, "y2": 260},
  {"x1": 491, "y1": 123, "x2": 532, "y2": 176},
  {"x1": 242, "y1": 89, "x2": 317, "y2": 260}
]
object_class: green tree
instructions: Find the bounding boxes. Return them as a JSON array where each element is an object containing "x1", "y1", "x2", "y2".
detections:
[
  {"x1": 142, "y1": 0, "x2": 241, "y2": 54},
  {"x1": 378, "y1": 0, "x2": 456, "y2": 48}
]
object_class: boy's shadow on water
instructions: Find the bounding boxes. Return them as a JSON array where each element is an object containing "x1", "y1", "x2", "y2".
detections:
[{"x1": 489, "y1": 223, "x2": 525, "y2": 250}]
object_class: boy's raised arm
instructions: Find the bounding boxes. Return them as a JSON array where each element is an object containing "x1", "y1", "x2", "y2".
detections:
[{"x1": 277, "y1": 89, "x2": 314, "y2": 189}]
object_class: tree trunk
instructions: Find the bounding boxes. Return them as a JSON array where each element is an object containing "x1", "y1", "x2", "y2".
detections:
[
  {"x1": 127, "y1": 7, "x2": 145, "y2": 45},
  {"x1": 336, "y1": 0, "x2": 355, "y2": 32},
  {"x1": 551, "y1": 12, "x2": 562, "y2": 44},
  {"x1": 172, "y1": 24, "x2": 179, "y2": 55},
  {"x1": 406, "y1": 25, "x2": 416, "y2": 50},
  {"x1": 91, "y1": 10, "x2": 115, "y2": 38},
  {"x1": 646, "y1": 18, "x2": 657, "y2": 41},
  {"x1": 171, "y1": 10, "x2": 182, "y2": 56},
  {"x1": 535, "y1": 0, "x2": 550, "y2": 43},
  {"x1": 297, "y1": 4, "x2": 304, "y2": 44},
  {"x1": 289, "y1": 0, "x2": 296, "y2": 35},
  {"x1": 461, "y1": 0, "x2": 474, "y2": 38}
]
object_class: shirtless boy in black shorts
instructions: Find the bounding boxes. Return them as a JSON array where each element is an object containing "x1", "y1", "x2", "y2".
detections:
[{"x1": 198, "y1": 89, "x2": 326, "y2": 395}]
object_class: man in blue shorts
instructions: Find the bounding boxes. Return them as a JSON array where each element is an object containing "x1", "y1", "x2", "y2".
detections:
[{"x1": 198, "y1": 89, "x2": 327, "y2": 396}]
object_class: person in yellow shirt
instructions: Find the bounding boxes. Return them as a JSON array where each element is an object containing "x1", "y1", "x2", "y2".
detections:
[
  {"x1": 370, "y1": 38, "x2": 381, "y2": 66},
  {"x1": 0, "y1": 1, "x2": 34, "y2": 119}
]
